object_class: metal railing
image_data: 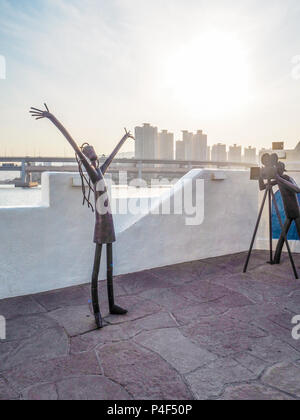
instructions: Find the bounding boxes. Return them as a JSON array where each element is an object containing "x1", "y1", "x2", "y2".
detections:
[{"x1": 0, "y1": 156, "x2": 257, "y2": 185}]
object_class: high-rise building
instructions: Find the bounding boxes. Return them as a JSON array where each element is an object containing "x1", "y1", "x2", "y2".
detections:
[
  {"x1": 135, "y1": 123, "x2": 158, "y2": 159},
  {"x1": 193, "y1": 130, "x2": 208, "y2": 161},
  {"x1": 211, "y1": 144, "x2": 227, "y2": 162},
  {"x1": 158, "y1": 130, "x2": 174, "y2": 160},
  {"x1": 206, "y1": 146, "x2": 211, "y2": 161},
  {"x1": 176, "y1": 141, "x2": 185, "y2": 161},
  {"x1": 244, "y1": 146, "x2": 257, "y2": 163},
  {"x1": 228, "y1": 144, "x2": 242, "y2": 162},
  {"x1": 182, "y1": 131, "x2": 194, "y2": 161}
]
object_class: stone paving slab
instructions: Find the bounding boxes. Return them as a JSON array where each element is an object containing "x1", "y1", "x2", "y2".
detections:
[
  {"x1": 211, "y1": 272, "x2": 297, "y2": 303},
  {"x1": 70, "y1": 312, "x2": 177, "y2": 354},
  {"x1": 1, "y1": 251, "x2": 300, "y2": 400},
  {"x1": 180, "y1": 314, "x2": 269, "y2": 357},
  {"x1": 22, "y1": 383, "x2": 58, "y2": 401},
  {"x1": 150, "y1": 261, "x2": 208, "y2": 285},
  {"x1": 22, "y1": 375, "x2": 132, "y2": 401},
  {"x1": 33, "y1": 285, "x2": 91, "y2": 311},
  {"x1": 48, "y1": 305, "x2": 100, "y2": 337},
  {"x1": 0, "y1": 295, "x2": 45, "y2": 320},
  {"x1": 262, "y1": 362, "x2": 300, "y2": 397},
  {"x1": 218, "y1": 383, "x2": 295, "y2": 400},
  {"x1": 4, "y1": 314, "x2": 59, "y2": 342},
  {"x1": 172, "y1": 290, "x2": 254, "y2": 326},
  {"x1": 0, "y1": 377, "x2": 18, "y2": 400},
  {"x1": 138, "y1": 287, "x2": 196, "y2": 311},
  {"x1": 117, "y1": 269, "x2": 175, "y2": 295},
  {"x1": 245, "y1": 335, "x2": 300, "y2": 364},
  {"x1": 0, "y1": 326, "x2": 69, "y2": 372},
  {"x1": 55, "y1": 376, "x2": 131, "y2": 400},
  {"x1": 251, "y1": 313, "x2": 300, "y2": 352},
  {"x1": 103, "y1": 295, "x2": 161, "y2": 325},
  {"x1": 97, "y1": 341, "x2": 193, "y2": 400},
  {"x1": 3, "y1": 351, "x2": 101, "y2": 393},
  {"x1": 134, "y1": 328, "x2": 216, "y2": 374},
  {"x1": 185, "y1": 357, "x2": 258, "y2": 399},
  {"x1": 181, "y1": 279, "x2": 241, "y2": 302}
]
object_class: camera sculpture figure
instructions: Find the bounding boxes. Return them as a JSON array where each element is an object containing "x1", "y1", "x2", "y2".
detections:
[
  {"x1": 244, "y1": 153, "x2": 299, "y2": 279},
  {"x1": 30, "y1": 104, "x2": 134, "y2": 328},
  {"x1": 259, "y1": 153, "x2": 279, "y2": 182}
]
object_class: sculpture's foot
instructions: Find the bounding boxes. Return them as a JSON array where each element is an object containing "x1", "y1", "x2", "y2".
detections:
[
  {"x1": 94, "y1": 312, "x2": 103, "y2": 329},
  {"x1": 110, "y1": 304, "x2": 128, "y2": 315}
]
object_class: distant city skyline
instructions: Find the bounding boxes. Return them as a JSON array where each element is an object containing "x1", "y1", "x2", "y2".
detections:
[
  {"x1": 134, "y1": 122, "x2": 260, "y2": 162},
  {"x1": 1, "y1": 0, "x2": 300, "y2": 156}
]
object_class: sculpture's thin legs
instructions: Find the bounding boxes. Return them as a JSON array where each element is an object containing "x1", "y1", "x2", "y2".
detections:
[
  {"x1": 106, "y1": 243, "x2": 127, "y2": 315},
  {"x1": 91, "y1": 244, "x2": 103, "y2": 329},
  {"x1": 106, "y1": 243, "x2": 114, "y2": 311},
  {"x1": 274, "y1": 219, "x2": 292, "y2": 264}
]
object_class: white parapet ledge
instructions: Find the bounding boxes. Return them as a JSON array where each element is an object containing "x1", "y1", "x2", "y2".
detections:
[
  {"x1": 210, "y1": 171, "x2": 227, "y2": 181},
  {"x1": 0, "y1": 169, "x2": 260, "y2": 299}
]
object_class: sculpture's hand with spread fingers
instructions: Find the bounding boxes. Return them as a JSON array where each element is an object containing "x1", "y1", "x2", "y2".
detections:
[
  {"x1": 29, "y1": 103, "x2": 98, "y2": 183},
  {"x1": 124, "y1": 128, "x2": 135, "y2": 141},
  {"x1": 100, "y1": 128, "x2": 135, "y2": 175},
  {"x1": 29, "y1": 103, "x2": 53, "y2": 120}
]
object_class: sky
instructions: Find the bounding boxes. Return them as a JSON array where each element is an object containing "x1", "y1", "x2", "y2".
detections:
[{"x1": 0, "y1": 0, "x2": 300, "y2": 156}]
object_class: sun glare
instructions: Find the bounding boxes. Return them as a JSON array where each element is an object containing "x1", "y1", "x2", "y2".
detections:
[{"x1": 164, "y1": 30, "x2": 252, "y2": 117}]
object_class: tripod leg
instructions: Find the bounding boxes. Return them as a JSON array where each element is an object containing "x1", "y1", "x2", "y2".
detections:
[
  {"x1": 91, "y1": 244, "x2": 103, "y2": 329},
  {"x1": 106, "y1": 244, "x2": 127, "y2": 315},
  {"x1": 271, "y1": 190, "x2": 298, "y2": 279},
  {"x1": 274, "y1": 219, "x2": 291, "y2": 264},
  {"x1": 243, "y1": 187, "x2": 268, "y2": 273}
]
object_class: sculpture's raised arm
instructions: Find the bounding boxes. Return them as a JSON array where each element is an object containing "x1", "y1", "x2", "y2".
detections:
[
  {"x1": 276, "y1": 174, "x2": 300, "y2": 194},
  {"x1": 101, "y1": 129, "x2": 135, "y2": 175},
  {"x1": 30, "y1": 104, "x2": 98, "y2": 182}
]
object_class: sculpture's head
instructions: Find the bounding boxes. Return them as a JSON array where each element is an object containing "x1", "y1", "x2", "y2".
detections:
[
  {"x1": 75, "y1": 143, "x2": 98, "y2": 213},
  {"x1": 81, "y1": 143, "x2": 99, "y2": 167},
  {"x1": 277, "y1": 161, "x2": 286, "y2": 176}
]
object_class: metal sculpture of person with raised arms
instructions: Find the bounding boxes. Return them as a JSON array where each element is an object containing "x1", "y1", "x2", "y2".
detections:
[{"x1": 30, "y1": 104, "x2": 134, "y2": 328}]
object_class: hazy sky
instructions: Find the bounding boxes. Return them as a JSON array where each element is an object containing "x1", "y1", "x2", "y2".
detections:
[{"x1": 0, "y1": 0, "x2": 300, "y2": 156}]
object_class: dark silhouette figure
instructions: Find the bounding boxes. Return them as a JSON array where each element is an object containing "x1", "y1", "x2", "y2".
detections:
[
  {"x1": 30, "y1": 104, "x2": 134, "y2": 328},
  {"x1": 244, "y1": 154, "x2": 299, "y2": 279},
  {"x1": 273, "y1": 162, "x2": 300, "y2": 264}
]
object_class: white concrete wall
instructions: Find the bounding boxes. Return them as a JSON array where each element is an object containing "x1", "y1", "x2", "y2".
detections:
[{"x1": 0, "y1": 170, "x2": 258, "y2": 299}]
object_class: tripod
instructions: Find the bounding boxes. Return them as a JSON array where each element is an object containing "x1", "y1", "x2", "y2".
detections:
[{"x1": 243, "y1": 180, "x2": 298, "y2": 279}]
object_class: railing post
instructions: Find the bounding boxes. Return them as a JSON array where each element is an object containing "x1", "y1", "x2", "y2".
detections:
[
  {"x1": 25, "y1": 163, "x2": 32, "y2": 184},
  {"x1": 21, "y1": 159, "x2": 26, "y2": 183},
  {"x1": 137, "y1": 161, "x2": 142, "y2": 179}
]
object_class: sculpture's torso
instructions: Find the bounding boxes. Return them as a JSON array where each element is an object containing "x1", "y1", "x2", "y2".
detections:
[
  {"x1": 278, "y1": 175, "x2": 300, "y2": 220},
  {"x1": 92, "y1": 168, "x2": 116, "y2": 244}
]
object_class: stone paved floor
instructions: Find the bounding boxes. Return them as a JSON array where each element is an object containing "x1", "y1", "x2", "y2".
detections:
[{"x1": 1, "y1": 251, "x2": 300, "y2": 400}]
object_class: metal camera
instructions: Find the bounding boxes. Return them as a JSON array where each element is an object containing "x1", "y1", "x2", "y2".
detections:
[{"x1": 250, "y1": 153, "x2": 279, "y2": 181}]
